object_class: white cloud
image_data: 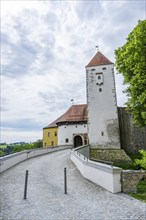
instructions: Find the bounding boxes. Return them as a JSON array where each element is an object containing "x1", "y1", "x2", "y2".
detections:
[
  {"x1": 1, "y1": 0, "x2": 145, "y2": 143},
  {"x1": 1, "y1": 0, "x2": 50, "y2": 17}
]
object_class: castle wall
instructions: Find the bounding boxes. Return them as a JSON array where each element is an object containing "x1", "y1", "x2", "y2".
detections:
[
  {"x1": 118, "y1": 107, "x2": 146, "y2": 155},
  {"x1": 121, "y1": 170, "x2": 146, "y2": 193}
]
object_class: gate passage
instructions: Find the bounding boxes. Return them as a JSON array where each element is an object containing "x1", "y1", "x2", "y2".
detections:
[{"x1": 74, "y1": 135, "x2": 83, "y2": 148}]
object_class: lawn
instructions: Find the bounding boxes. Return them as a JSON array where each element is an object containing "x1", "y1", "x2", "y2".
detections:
[
  {"x1": 129, "y1": 179, "x2": 146, "y2": 203},
  {"x1": 0, "y1": 145, "x2": 7, "y2": 149}
]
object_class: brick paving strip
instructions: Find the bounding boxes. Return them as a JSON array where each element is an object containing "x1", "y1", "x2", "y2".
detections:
[{"x1": 0, "y1": 149, "x2": 146, "y2": 220}]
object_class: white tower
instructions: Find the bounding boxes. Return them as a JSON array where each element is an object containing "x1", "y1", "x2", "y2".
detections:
[{"x1": 86, "y1": 51, "x2": 120, "y2": 148}]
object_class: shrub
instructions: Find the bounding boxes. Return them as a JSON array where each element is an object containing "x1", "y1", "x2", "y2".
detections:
[
  {"x1": 134, "y1": 150, "x2": 146, "y2": 170},
  {"x1": 0, "y1": 150, "x2": 4, "y2": 156}
]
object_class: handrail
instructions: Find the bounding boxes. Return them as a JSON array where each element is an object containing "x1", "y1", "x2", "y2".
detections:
[
  {"x1": 74, "y1": 145, "x2": 90, "y2": 151},
  {"x1": 72, "y1": 145, "x2": 114, "y2": 167}
]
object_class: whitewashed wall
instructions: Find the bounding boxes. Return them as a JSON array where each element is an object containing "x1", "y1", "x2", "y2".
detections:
[
  {"x1": 0, "y1": 146, "x2": 71, "y2": 173},
  {"x1": 0, "y1": 152, "x2": 27, "y2": 173},
  {"x1": 86, "y1": 64, "x2": 120, "y2": 148},
  {"x1": 58, "y1": 124, "x2": 87, "y2": 146},
  {"x1": 70, "y1": 149, "x2": 122, "y2": 193}
]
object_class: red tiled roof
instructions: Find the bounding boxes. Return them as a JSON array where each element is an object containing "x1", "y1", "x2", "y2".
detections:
[
  {"x1": 86, "y1": 51, "x2": 113, "y2": 67},
  {"x1": 43, "y1": 104, "x2": 87, "y2": 129}
]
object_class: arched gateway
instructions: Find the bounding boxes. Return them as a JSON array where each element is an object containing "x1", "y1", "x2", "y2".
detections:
[{"x1": 74, "y1": 135, "x2": 83, "y2": 148}]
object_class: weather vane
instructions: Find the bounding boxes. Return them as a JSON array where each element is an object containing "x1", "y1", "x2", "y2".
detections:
[
  {"x1": 95, "y1": 45, "x2": 99, "y2": 51},
  {"x1": 70, "y1": 99, "x2": 74, "y2": 105}
]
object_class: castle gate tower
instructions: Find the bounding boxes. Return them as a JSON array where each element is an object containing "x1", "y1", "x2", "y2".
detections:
[{"x1": 86, "y1": 51, "x2": 120, "y2": 148}]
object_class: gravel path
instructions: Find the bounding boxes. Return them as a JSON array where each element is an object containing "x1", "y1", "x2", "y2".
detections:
[{"x1": 0, "y1": 149, "x2": 145, "y2": 220}]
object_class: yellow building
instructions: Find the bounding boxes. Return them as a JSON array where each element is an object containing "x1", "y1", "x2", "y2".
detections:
[{"x1": 43, "y1": 121, "x2": 58, "y2": 147}]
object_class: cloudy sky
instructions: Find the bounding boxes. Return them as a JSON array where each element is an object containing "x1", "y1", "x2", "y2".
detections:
[{"x1": 1, "y1": 0, "x2": 145, "y2": 143}]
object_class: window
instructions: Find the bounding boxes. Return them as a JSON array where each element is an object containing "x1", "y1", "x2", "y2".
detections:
[
  {"x1": 65, "y1": 138, "x2": 69, "y2": 143},
  {"x1": 96, "y1": 72, "x2": 102, "y2": 75},
  {"x1": 101, "y1": 131, "x2": 104, "y2": 136},
  {"x1": 48, "y1": 132, "x2": 50, "y2": 137},
  {"x1": 51, "y1": 141, "x2": 54, "y2": 146},
  {"x1": 96, "y1": 72, "x2": 103, "y2": 85},
  {"x1": 54, "y1": 131, "x2": 57, "y2": 136},
  {"x1": 99, "y1": 88, "x2": 102, "y2": 92},
  {"x1": 102, "y1": 67, "x2": 106, "y2": 70}
]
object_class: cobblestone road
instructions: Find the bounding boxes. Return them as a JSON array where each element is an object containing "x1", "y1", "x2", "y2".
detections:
[{"x1": 0, "y1": 149, "x2": 146, "y2": 220}]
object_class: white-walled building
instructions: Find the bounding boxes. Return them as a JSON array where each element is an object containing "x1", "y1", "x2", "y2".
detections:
[
  {"x1": 86, "y1": 51, "x2": 120, "y2": 148},
  {"x1": 43, "y1": 104, "x2": 88, "y2": 148},
  {"x1": 58, "y1": 123, "x2": 88, "y2": 146},
  {"x1": 43, "y1": 51, "x2": 121, "y2": 149},
  {"x1": 57, "y1": 104, "x2": 88, "y2": 146}
]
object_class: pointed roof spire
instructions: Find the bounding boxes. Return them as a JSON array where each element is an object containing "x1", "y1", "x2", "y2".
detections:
[{"x1": 86, "y1": 51, "x2": 113, "y2": 67}]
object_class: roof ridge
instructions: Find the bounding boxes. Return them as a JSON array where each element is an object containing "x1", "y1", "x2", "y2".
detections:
[
  {"x1": 43, "y1": 104, "x2": 87, "y2": 128},
  {"x1": 86, "y1": 51, "x2": 113, "y2": 67}
]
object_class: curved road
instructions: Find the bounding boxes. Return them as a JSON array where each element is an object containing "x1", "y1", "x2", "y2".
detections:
[{"x1": 0, "y1": 149, "x2": 145, "y2": 220}]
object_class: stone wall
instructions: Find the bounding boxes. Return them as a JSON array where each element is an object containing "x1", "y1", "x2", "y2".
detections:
[
  {"x1": 118, "y1": 107, "x2": 146, "y2": 155},
  {"x1": 121, "y1": 170, "x2": 146, "y2": 193},
  {"x1": 90, "y1": 149, "x2": 131, "y2": 164}
]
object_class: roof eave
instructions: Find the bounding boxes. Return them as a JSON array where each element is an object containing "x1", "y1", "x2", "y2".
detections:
[{"x1": 85, "y1": 63, "x2": 114, "y2": 68}]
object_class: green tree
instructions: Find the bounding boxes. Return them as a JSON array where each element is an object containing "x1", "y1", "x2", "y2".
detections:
[
  {"x1": 33, "y1": 139, "x2": 43, "y2": 148},
  {"x1": 115, "y1": 20, "x2": 146, "y2": 126}
]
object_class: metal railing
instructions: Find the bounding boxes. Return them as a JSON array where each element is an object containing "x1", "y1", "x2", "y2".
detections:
[{"x1": 72, "y1": 145, "x2": 114, "y2": 167}]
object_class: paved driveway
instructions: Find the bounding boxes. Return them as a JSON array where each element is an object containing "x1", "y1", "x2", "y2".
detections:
[{"x1": 0, "y1": 149, "x2": 145, "y2": 220}]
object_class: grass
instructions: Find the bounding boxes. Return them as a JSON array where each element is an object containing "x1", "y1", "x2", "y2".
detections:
[
  {"x1": 0, "y1": 145, "x2": 7, "y2": 149},
  {"x1": 114, "y1": 162, "x2": 141, "y2": 170},
  {"x1": 129, "y1": 179, "x2": 146, "y2": 203},
  {"x1": 114, "y1": 152, "x2": 143, "y2": 170}
]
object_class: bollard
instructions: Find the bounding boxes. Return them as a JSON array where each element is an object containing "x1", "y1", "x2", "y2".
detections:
[
  {"x1": 23, "y1": 170, "x2": 29, "y2": 199},
  {"x1": 64, "y1": 168, "x2": 67, "y2": 194}
]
